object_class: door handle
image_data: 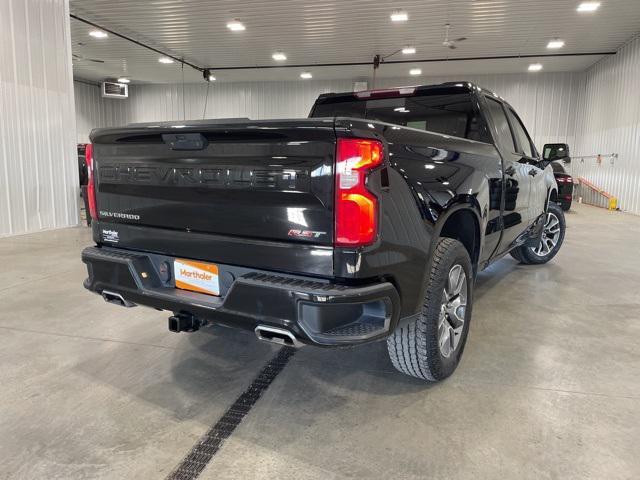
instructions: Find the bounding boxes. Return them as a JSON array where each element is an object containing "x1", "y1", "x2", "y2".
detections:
[
  {"x1": 505, "y1": 165, "x2": 516, "y2": 176},
  {"x1": 528, "y1": 168, "x2": 538, "y2": 177}
]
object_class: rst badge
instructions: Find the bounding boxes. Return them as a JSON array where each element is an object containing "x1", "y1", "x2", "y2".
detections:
[{"x1": 288, "y1": 229, "x2": 326, "y2": 239}]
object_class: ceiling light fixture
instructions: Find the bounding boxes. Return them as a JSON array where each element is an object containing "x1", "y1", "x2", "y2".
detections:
[
  {"x1": 158, "y1": 57, "x2": 174, "y2": 64},
  {"x1": 117, "y1": 77, "x2": 130, "y2": 84},
  {"x1": 409, "y1": 68, "x2": 422, "y2": 76},
  {"x1": 272, "y1": 51, "x2": 287, "y2": 61},
  {"x1": 402, "y1": 46, "x2": 416, "y2": 54},
  {"x1": 227, "y1": 19, "x2": 246, "y2": 31},
  {"x1": 300, "y1": 72, "x2": 312, "y2": 79},
  {"x1": 528, "y1": 63, "x2": 543, "y2": 72},
  {"x1": 391, "y1": 10, "x2": 409, "y2": 22},
  {"x1": 577, "y1": 2, "x2": 600, "y2": 12},
  {"x1": 89, "y1": 30, "x2": 108, "y2": 39},
  {"x1": 547, "y1": 39, "x2": 565, "y2": 49}
]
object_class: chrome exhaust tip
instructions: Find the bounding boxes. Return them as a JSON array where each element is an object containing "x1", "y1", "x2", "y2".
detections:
[
  {"x1": 101, "y1": 290, "x2": 136, "y2": 308},
  {"x1": 255, "y1": 325, "x2": 302, "y2": 348}
]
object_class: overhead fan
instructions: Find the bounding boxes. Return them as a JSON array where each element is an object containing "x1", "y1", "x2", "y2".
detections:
[
  {"x1": 72, "y1": 53, "x2": 105, "y2": 64},
  {"x1": 442, "y1": 23, "x2": 467, "y2": 49}
]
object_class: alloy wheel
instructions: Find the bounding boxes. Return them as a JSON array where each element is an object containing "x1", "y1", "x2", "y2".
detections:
[
  {"x1": 531, "y1": 212, "x2": 561, "y2": 257},
  {"x1": 438, "y1": 264, "x2": 467, "y2": 358}
]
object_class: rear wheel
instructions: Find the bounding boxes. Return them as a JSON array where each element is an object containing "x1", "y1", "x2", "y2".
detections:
[
  {"x1": 510, "y1": 202, "x2": 566, "y2": 265},
  {"x1": 387, "y1": 238, "x2": 473, "y2": 382}
]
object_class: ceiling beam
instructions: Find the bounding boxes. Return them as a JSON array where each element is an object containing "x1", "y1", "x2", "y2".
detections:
[{"x1": 203, "y1": 52, "x2": 615, "y2": 71}]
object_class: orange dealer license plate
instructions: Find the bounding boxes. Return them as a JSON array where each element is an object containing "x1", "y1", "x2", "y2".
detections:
[{"x1": 174, "y1": 259, "x2": 220, "y2": 296}]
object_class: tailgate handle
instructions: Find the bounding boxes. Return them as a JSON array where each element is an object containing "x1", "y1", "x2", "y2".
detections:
[{"x1": 162, "y1": 133, "x2": 208, "y2": 150}]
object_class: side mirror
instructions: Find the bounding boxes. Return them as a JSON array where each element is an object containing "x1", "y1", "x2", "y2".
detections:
[{"x1": 542, "y1": 143, "x2": 571, "y2": 163}]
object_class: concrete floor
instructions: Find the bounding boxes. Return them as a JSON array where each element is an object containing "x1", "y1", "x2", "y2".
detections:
[{"x1": 0, "y1": 203, "x2": 638, "y2": 479}]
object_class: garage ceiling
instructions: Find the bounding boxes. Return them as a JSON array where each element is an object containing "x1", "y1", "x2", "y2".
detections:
[{"x1": 70, "y1": 0, "x2": 640, "y2": 84}]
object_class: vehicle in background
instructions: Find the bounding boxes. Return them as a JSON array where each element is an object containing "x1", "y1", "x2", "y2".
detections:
[
  {"x1": 77, "y1": 144, "x2": 91, "y2": 226},
  {"x1": 81, "y1": 82, "x2": 566, "y2": 382},
  {"x1": 542, "y1": 143, "x2": 573, "y2": 211},
  {"x1": 551, "y1": 162, "x2": 574, "y2": 210}
]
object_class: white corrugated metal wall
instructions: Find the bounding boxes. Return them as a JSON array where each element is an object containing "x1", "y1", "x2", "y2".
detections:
[
  {"x1": 127, "y1": 79, "x2": 354, "y2": 123},
  {"x1": 75, "y1": 59, "x2": 640, "y2": 215},
  {"x1": 0, "y1": 0, "x2": 79, "y2": 237},
  {"x1": 84, "y1": 72, "x2": 581, "y2": 152},
  {"x1": 572, "y1": 35, "x2": 640, "y2": 214},
  {"x1": 72, "y1": 79, "x2": 354, "y2": 141},
  {"x1": 73, "y1": 80, "x2": 130, "y2": 143}
]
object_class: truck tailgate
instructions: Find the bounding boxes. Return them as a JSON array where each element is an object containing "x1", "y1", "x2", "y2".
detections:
[{"x1": 91, "y1": 119, "x2": 336, "y2": 246}]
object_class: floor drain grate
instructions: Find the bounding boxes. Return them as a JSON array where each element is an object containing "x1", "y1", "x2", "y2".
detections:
[{"x1": 166, "y1": 346, "x2": 296, "y2": 480}]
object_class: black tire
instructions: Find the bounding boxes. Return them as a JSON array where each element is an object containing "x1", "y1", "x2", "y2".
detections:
[
  {"x1": 511, "y1": 202, "x2": 566, "y2": 265},
  {"x1": 387, "y1": 238, "x2": 473, "y2": 382},
  {"x1": 509, "y1": 246, "x2": 525, "y2": 263}
]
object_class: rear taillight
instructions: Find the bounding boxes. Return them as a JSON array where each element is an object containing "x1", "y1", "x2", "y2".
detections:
[
  {"x1": 334, "y1": 138, "x2": 383, "y2": 246},
  {"x1": 85, "y1": 143, "x2": 98, "y2": 220},
  {"x1": 556, "y1": 175, "x2": 573, "y2": 184}
]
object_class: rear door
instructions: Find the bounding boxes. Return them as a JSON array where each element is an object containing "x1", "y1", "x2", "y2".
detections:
[
  {"x1": 91, "y1": 119, "x2": 336, "y2": 246},
  {"x1": 482, "y1": 96, "x2": 533, "y2": 251},
  {"x1": 504, "y1": 107, "x2": 547, "y2": 218}
]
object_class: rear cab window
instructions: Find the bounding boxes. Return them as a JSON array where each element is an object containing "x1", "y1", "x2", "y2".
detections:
[{"x1": 310, "y1": 87, "x2": 492, "y2": 143}]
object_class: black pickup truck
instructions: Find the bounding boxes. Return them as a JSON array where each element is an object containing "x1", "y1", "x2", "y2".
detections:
[{"x1": 82, "y1": 82, "x2": 565, "y2": 381}]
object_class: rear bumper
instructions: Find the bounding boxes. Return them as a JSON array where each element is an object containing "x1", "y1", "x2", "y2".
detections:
[
  {"x1": 557, "y1": 184, "x2": 573, "y2": 210},
  {"x1": 82, "y1": 246, "x2": 400, "y2": 346},
  {"x1": 558, "y1": 198, "x2": 572, "y2": 210}
]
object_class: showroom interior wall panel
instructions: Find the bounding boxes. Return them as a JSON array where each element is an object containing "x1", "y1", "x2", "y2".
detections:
[
  {"x1": 106, "y1": 73, "x2": 581, "y2": 155},
  {"x1": 0, "y1": 0, "x2": 78, "y2": 236},
  {"x1": 573, "y1": 35, "x2": 640, "y2": 214},
  {"x1": 74, "y1": 81, "x2": 130, "y2": 143},
  {"x1": 123, "y1": 79, "x2": 354, "y2": 123}
]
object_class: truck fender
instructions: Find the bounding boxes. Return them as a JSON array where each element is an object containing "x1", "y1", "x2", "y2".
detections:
[{"x1": 429, "y1": 197, "x2": 484, "y2": 274}]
